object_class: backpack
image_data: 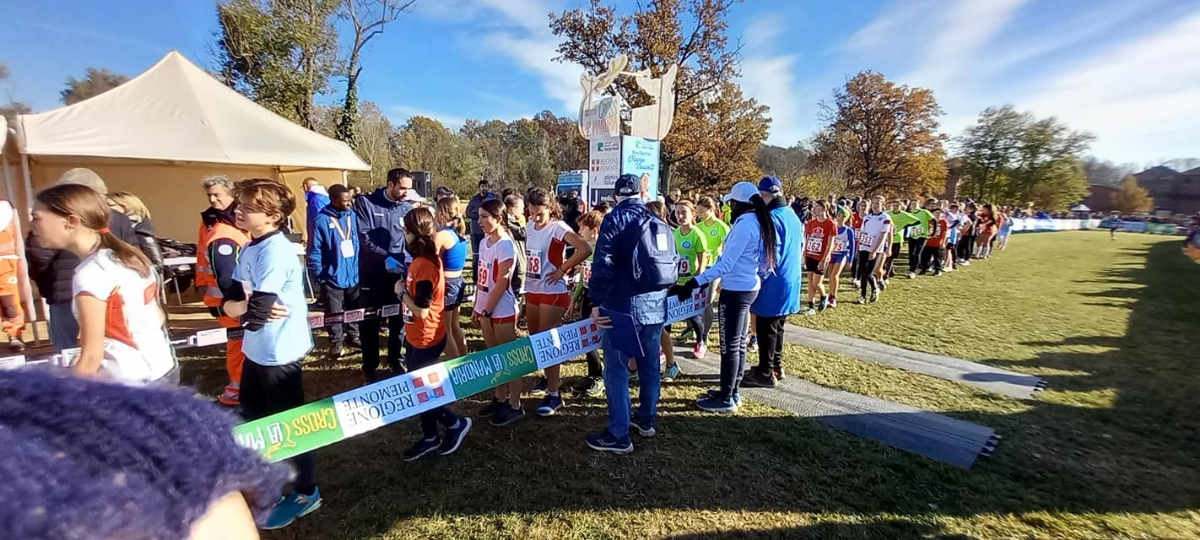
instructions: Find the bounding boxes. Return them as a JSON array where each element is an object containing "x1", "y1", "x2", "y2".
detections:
[{"x1": 630, "y1": 208, "x2": 679, "y2": 293}]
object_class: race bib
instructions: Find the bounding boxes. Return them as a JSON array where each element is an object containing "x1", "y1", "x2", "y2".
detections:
[
  {"x1": 860, "y1": 233, "x2": 875, "y2": 247},
  {"x1": 832, "y1": 239, "x2": 846, "y2": 253},
  {"x1": 679, "y1": 258, "x2": 691, "y2": 276},
  {"x1": 580, "y1": 261, "x2": 592, "y2": 283},
  {"x1": 806, "y1": 237, "x2": 824, "y2": 254},
  {"x1": 402, "y1": 301, "x2": 414, "y2": 324},
  {"x1": 340, "y1": 239, "x2": 355, "y2": 259},
  {"x1": 478, "y1": 267, "x2": 490, "y2": 293},
  {"x1": 526, "y1": 249, "x2": 543, "y2": 280}
]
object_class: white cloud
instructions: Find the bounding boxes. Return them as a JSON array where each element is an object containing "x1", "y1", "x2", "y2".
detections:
[
  {"x1": 739, "y1": 15, "x2": 801, "y2": 146},
  {"x1": 1022, "y1": 9, "x2": 1200, "y2": 161},
  {"x1": 901, "y1": 0, "x2": 1030, "y2": 89}
]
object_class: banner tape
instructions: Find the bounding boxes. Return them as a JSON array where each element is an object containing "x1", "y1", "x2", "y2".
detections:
[{"x1": 232, "y1": 288, "x2": 711, "y2": 462}]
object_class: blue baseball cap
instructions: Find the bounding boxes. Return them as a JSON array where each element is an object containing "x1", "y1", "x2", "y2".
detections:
[
  {"x1": 758, "y1": 176, "x2": 782, "y2": 194},
  {"x1": 615, "y1": 174, "x2": 641, "y2": 197}
]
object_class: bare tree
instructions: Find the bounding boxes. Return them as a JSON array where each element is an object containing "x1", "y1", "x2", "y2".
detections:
[{"x1": 336, "y1": 0, "x2": 415, "y2": 148}]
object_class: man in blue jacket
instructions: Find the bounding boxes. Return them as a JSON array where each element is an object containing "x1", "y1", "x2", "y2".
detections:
[
  {"x1": 308, "y1": 184, "x2": 361, "y2": 360},
  {"x1": 742, "y1": 176, "x2": 804, "y2": 388},
  {"x1": 353, "y1": 168, "x2": 413, "y2": 381},
  {"x1": 585, "y1": 174, "x2": 669, "y2": 455}
]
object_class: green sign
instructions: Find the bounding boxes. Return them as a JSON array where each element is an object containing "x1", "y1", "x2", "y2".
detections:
[
  {"x1": 445, "y1": 338, "x2": 538, "y2": 398},
  {"x1": 234, "y1": 397, "x2": 343, "y2": 462}
]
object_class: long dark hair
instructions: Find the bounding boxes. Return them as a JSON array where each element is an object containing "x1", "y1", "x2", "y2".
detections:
[
  {"x1": 403, "y1": 207, "x2": 440, "y2": 262},
  {"x1": 731, "y1": 194, "x2": 778, "y2": 271},
  {"x1": 645, "y1": 201, "x2": 669, "y2": 221},
  {"x1": 436, "y1": 197, "x2": 465, "y2": 236},
  {"x1": 526, "y1": 188, "x2": 562, "y2": 221},
  {"x1": 36, "y1": 184, "x2": 152, "y2": 278}
]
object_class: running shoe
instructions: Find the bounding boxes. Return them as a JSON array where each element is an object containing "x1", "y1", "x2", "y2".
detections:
[
  {"x1": 934, "y1": 271, "x2": 944, "y2": 277},
  {"x1": 693, "y1": 341, "x2": 707, "y2": 359},
  {"x1": 961, "y1": 260, "x2": 970, "y2": 266},
  {"x1": 328, "y1": 344, "x2": 344, "y2": 361},
  {"x1": 677, "y1": 327, "x2": 695, "y2": 343},
  {"x1": 852, "y1": 279, "x2": 861, "y2": 288},
  {"x1": 879, "y1": 279, "x2": 888, "y2": 291},
  {"x1": 803, "y1": 307, "x2": 818, "y2": 316},
  {"x1": 748, "y1": 335, "x2": 759, "y2": 352},
  {"x1": 585, "y1": 430, "x2": 634, "y2": 454},
  {"x1": 536, "y1": 394, "x2": 564, "y2": 417},
  {"x1": 573, "y1": 377, "x2": 605, "y2": 398},
  {"x1": 630, "y1": 418, "x2": 657, "y2": 438},
  {"x1": 478, "y1": 398, "x2": 505, "y2": 418},
  {"x1": 8, "y1": 339, "x2": 24, "y2": 353},
  {"x1": 217, "y1": 391, "x2": 240, "y2": 407},
  {"x1": 262, "y1": 488, "x2": 323, "y2": 530},
  {"x1": 530, "y1": 376, "x2": 549, "y2": 396},
  {"x1": 773, "y1": 366, "x2": 786, "y2": 380},
  {"x1": 827, "y1": 296, "x2": 838, "y2": 308},
  {"x1": 857, "y1": 296, "x2": 868, "y2": 305},
  {"x1": 870, "y1": 290, "x2": 879, "y2": 303},
  {"x1": 907, "y1": 271, "x2": 916, "y2": 279},
  {"x1": 705, "y1": 389, "x2": 742, "y2": 407},
  {"x1": 439, "y1": 417, "x2": 473, "y2": 455},
  {"x1": 740, "y1": 368, "x2": 777, "y2": 388},
  {"x1": 663, "y1": 363, "x2": 682, "y2": 381},
  {"x1": 817, "y1": 296, "x2": 828, "y2": 311},
  {"x1": 489, "y1": 406, "x2": 525, "y2": 427},
  {"x1": 697, "y1": 396, "x2": 738, "y2": 414},
  {"x1": 402, "y1": 436, "x2": 442, "y2": 462}
]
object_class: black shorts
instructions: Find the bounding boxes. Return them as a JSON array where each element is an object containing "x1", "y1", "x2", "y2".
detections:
[{"x1": 804, "y1": 256, "x2": 824, "y2": 275}]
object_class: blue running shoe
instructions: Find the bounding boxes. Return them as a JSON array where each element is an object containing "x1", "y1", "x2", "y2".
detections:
[
  {"x1": 630, "y1": 418, "x2": 656, "y2": 438},
  {"x1": 402, "y1": 437, "x2": 441, "y2": 462},
  {"x1": 489, "y1": 406, "x2": 525, "y2": 427},
  {"x1": 803, "y1": 307, "x2": 818, "y2": 316},
  {"x1": 536, "y1": 394, "x2": 564, "y2": 417},
  {"x1": 439, "y1": 417, "x2": 473, "y2": 455},
  {"x1": 585, "y1": 430, "x2": 634, "y2": 454},
  {"x1": 262, "y1": 488, "x2": 323, "y2": 530},
  {"x1": 705, "y1": 390, "x2": 741, "y2": 407},
  {"x1": 663, "y1": 363, "x2": 682, "y2": 381},
  {"x1": 697, "y1": 396, "x2": 738, "y2": 414}
]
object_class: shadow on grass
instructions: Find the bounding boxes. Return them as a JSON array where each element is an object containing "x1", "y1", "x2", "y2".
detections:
[{"x1": 174, "y1": 241, "x2": 1199, "y2": 540}]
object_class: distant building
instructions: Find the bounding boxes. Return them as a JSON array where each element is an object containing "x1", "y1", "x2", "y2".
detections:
[{"x1": 1131, "y1": 166, "x2": 1200, "y2": 215}]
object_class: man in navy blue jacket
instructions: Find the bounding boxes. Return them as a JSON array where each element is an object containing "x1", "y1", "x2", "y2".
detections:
[
  {"x1": 585, "y1": 174, "x2": 669, "y2": 455},
  {"x1": 353, "y1": 168, "x2": 413, "y2": 381},
  {"x1": 742, "y1": 176, "x2": 804, "y2": 388},
  {"x1": 308, "y1": 184, "x2": 361, "y2": 360}
]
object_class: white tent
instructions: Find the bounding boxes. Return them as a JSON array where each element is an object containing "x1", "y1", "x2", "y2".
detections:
[{"x1": 11, "y1": 51, "x2": 368, "y2": 239}]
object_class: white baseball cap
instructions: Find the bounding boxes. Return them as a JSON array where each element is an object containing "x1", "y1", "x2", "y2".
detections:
[{"x1": 721, "y1": 182, "x2": 758, "y2": 204}]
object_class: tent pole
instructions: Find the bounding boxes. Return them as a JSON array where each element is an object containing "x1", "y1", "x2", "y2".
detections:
[{"x1": 19, "y1": 154, "x2": 45, "y2": 345}]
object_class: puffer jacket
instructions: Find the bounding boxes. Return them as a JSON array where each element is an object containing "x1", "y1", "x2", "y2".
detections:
[
  {"x1": 129, "y1": 215, "x2": 164, "y2": 269},
  {"x1": 26, "y1": 210, "x2": 139, "y2": 304}
]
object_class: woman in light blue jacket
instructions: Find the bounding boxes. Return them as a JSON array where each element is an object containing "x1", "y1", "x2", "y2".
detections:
[{"x1": 671, "y1": 182, "x2": 778, "y2": 413}]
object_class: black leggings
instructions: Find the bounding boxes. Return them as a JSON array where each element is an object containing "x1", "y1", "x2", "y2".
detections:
[
  {"x1": 577, "y1": 295, "x2": 603, "y2": 378},
  {"x1": 405, "y1": 339, "x2": 459, "y2": 439},
  {"x1": 241, "y1": 361, "x2": 316, "y2": 495},
  {"x1": 717, "y1": 289, "x2": 758, "y2": 400},
  {"x1": 885, "y1": 242, "x2": 901, "y2": 277},
  {"x1": 959, "y1": 235, "x2": 976, "y2": 261},
  {"x1": 855, "y1": 251, "x2": 878, "y2": 296},
  {"x1": 907, "y1": 238, "x2": 926, "y2": 273}
]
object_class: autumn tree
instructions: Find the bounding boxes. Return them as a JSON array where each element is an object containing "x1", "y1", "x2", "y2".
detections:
[
  {"x1": 391, "y1": 116, "x2": 482, "y2": 195},
  {"x1": 0, "y1": 63, "x2": 32, "y2": 124},
  {"x1": 1110, "y1": 176, "x2": 1154, "y2": 215},
  {"x1": 550, "y1": 0, "x2": 771, "y2": 191},
  {"x1": 336, "y1": 0, "x2": 414, "y2": 149},
  {"x1": 957, "y1": 105, "x2": 1092, "y2": 210},
  {"x1": 811, "y1": 71, "x2": 947, "y2": 198},
  {"x1": 460, "y1": 119, "x2": 510, "y2": 184},
  {"x1": 352, "y1": 101, "x2": 396, "y2": 186},
  {"x1": 60, "y1": 68, "x2": 129, "y2": 105},
  {"x1": 671, "y1": 81, "x2": 769, "y2": 188},
  {"x1": 532, "y1": 110, "x2": 588, "y2": 173},
  {"x1": 214, "y1": 0, "x2": 340, "y2": 129}
]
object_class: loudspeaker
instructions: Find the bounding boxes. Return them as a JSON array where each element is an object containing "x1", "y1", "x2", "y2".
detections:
[{"x1": 412, "y1": 170, "x2": 432, "y2": 198}]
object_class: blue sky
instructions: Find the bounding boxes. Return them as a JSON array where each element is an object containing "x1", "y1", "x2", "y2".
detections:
[{"x1": 3, "y1": 0, "x2": 1199, "y2": 164}]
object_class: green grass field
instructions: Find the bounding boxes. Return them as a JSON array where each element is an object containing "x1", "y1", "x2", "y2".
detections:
[{"x1": 181, "y1": 231, "x2": 1200, "y2": 539}]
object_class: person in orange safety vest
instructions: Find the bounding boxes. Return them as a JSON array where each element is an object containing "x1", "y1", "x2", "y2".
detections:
[
  {"x1": 197, "y1": 176, "x2": 250, "y2": 406},
  {"x1": 0, "y1": 199, "x2": 27, "y2": 352}
]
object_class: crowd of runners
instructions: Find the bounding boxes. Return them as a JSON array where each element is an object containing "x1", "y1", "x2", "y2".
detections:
[{"x1": 14, "y1": 165, "x2": 1020, "y2": 531}]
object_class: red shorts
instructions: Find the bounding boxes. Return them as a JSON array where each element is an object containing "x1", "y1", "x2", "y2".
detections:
[
  {"x1": 527, "y1": 292, "x2": 571, "y2": 309},
  {"x1": 486, "y1": 314, "x2": 517, "y2": 325}
]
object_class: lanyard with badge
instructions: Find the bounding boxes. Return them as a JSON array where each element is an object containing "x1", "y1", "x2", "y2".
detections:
[{"x1": 330, "y1": 216, "x2": 355, "y2": 258}]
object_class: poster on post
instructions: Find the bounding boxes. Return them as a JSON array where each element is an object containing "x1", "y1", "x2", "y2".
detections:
[{"x1": 621, "y1": 136, "x2": 661, "y2": 201}]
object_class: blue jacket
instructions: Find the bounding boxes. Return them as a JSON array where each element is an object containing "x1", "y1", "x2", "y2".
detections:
[
  {"x1": 752, "y1": 198, "x2": 805, "y2": 317},
  {"x1": 305, "y1": 187, "x2": 330, "y2": 247},
  {"x1": 353, "y1": 188, "x2": 412, "y2": 283},
  {"x1": 307, "y1": 205, "x2": 360, "y2": 289},
  {"x1": 588, "y1": 197, "x2": 666, "y2": 324}
]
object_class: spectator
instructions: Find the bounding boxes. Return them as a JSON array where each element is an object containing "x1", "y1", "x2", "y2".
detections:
[
  {"x1": 0, "y1": 369, "x2": 291, "y2": 539},
  {"x1": 25, "y1": 168, "x2": 139, "y2": 352},
  {"x1": 742, "y1": 177, "x2": 803, "y2": 388},
  {"x1": 584, "y1": 174, "x2": 675, "y2": 454},
  {"x1": 0, "y1": 199, "x2": 26, "y2": 352},
  {"x1": 665, "y1": 188, "x2": 683, "y2": 226},
  {"x1": 465, "y1": 180, "x2": 495, "y2": 284},
  {"x1": 196, "y1": 175, "x2": 251, "y2": 406},
  {"x1": 107, "y1": 191, "x2": 164, "y2": 270},
  {"x1": 32, "y1": 184, "x2": 176, "y2": 384},
  {"x1": 353, "y1": 168, "x2": 414, "y2": 381},
  {"x1": 308, "y1": 183, "x2": 362, "y2": 360},
  {"x1": 302, "y1": 177, "x2": 330, "y2": 249}
]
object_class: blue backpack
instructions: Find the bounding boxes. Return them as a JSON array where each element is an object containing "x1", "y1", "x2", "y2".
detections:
[{"x1": 630, "y1": 208, "x2": 679, "y2": 293}]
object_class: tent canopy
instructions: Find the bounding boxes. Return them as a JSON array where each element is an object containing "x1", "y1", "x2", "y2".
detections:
[
  {"x1": 16, "y1": 51, "x2": 369, "y2": 172},
  {"x1": 1071, "y1": 204, "x2": 1091, "y2": 212}
]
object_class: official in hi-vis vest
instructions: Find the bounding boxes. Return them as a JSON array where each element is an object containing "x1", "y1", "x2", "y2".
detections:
[
  {"x1": 197, "y1": 176, "x2": 251, "y2": 406},
  {"x1": 0, "y1": 199, "x2": 27, "y2": 352}
]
